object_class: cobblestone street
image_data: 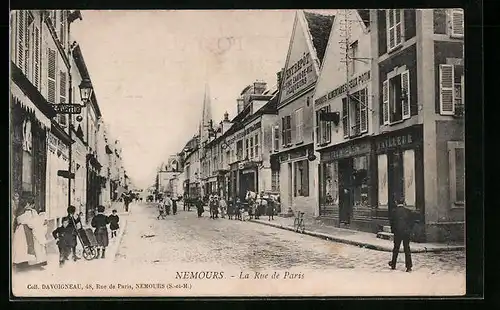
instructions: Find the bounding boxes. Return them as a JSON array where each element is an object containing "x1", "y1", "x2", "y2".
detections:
[{"x1": 12, "y1": 202, "x2": 466, "y2": 297}]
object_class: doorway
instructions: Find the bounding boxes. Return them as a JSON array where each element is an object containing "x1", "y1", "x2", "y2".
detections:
[
  {"x1": 387, "y1": 151, "x2": 405, "y2": 214},
  {"x1": 239, "y1": 171, "x2": 255, "y2": 200},
  {"x1": 338, "y1": 158, "x2": 352, "y2": 225},
  {"x1": 287, "y1": 162, "x2": 293, "y2": 206}
]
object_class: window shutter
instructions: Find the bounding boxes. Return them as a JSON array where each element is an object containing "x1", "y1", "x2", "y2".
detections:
[
  {"x1": 360, "y1": 88, "x2": 368, "y2": 133},
  {"x1": 281, "y1": 117, "x2": 286, "y2": 146},
  {"x1": 59, "y1": 71, "x2": 67, "y2": 101},
  {"x1": 47, "y1": 48, "x2": 57, "y2": 103},
  {"x1": 395, "y1": 10, "x2": 402, "y2": 46},
  {"x1": 439, "y1": 64, "x2": 455, "y2": 115},
  {"x1": 60, "y1": 10, "x2": 65, "y2": 46},
  {"x1": 460, "y1": 74, "x2": 465, "y2": 111},
  {"x1": 17, "y1": 11, "x2": 25, "y2": 71},
  {"x1": 342, "y1": 98, "x2": 349, "y2": 138},
  {"x1": 386, "y1": 10, "x2": 394, "y2": 50},
  {"x1": 34, "y1": 27, "x2": 40, "y2": 88},
  {"x1": 290, "y1": 113, "x2": 296, "y2": 145},
  {"x1": 382, "y1": 80, "x2": 389, "y2": 124},
  {"x1": 450, "y1": 9, "x2": 464, "y2": 38},
  {"x1": 325, "y1": 105, "x2": 332, "y2": 143},
  {"x1": 401, "y1": 70, "x2": 411, "y2": 119},
  {"x1": 24, "y1": 13, "x2": 31, "y2": 76}
]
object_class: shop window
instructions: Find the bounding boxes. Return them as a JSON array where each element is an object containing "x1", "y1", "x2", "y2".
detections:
[
  {"x1": 382, "y1": 70, "x2": 410, "y2": 124},
  {"x1": 448, "y1": 141, "x2": 465, "y2": 206},
  {"x1": 254, "y1": 133, "x2": 259, "y2": 159},
  {"x1": 295, "y1": 107, "x2": 304, "y2": 143},
  {"x1": 322, "y1": 161, "x2": 338, "y2": 206},
  {"x1": 403, "y1": 149, "x2": 416, "y2": 207},
  {"x1": 386, "y1": 9, "x2": 403, "y2": 52},
  {"x1": 343, "y1": 88, "x2": 369, "y2": 137},
  {"x1": 281, "y1": 115, "x2": 292, "y2": 146},
  {"x1": 352, "y1": 156, "x2": 369, "y2": 208},
  {"x1": 377, "y1": 154, "x2": 389, "y2": 209},
  {"x1": 316, "y1": 105, "x2": 332, "y2": 145},
  {"x1": 22, "y1": 151, "x2": 33, "y2": 192},
  {"x1": 249, "y1": 137, "x2": 254, "y2": 159},
  {"x1": 271, "y1": 170, "x2": 280, "y2": 192},
  {"x1": 294, "y1": 160, "x2": 309, "y2": 197},
  {"x1": 439, "y1": 64, "x2": 464, "y2": 116},
  {"x1": 245, "y1": 138, "x2": 249, "y2": 159}
]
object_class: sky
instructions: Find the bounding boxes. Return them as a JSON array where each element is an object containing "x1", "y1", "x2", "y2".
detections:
[{"x1": 70, "y1": 10, "x2": 334, "y2": 189}]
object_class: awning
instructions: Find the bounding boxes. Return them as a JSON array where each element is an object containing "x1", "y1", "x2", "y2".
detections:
[{"x1": 11, "y1": 82, "x2": 52, "y2": 129}]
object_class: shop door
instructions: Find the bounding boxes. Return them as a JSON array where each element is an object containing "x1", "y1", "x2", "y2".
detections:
[
  {"x1": 387, "y1": 151, "x2": 404, "y2": 214},
  {"x1": 338, "y1": 158, "x2": 352, "y2": 225},
  {"x1": 239, "y1": 172, "x2": 255, "y2": 200}
]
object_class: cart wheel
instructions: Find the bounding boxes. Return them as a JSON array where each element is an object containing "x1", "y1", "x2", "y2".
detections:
[{"x1": 83, "y1": 246, "x2": 96, "y2": 260}]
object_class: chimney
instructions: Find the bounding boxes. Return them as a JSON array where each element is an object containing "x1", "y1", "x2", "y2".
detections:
[
  {"x1": 253, "y1": 81, "x2": 267, "y2": 95},
  {"x1": 224, "y1": 111, "x2": 229, "y2": 121},
  {"x1": 277, "y1": 68, "x2": 284, "y2": 89},
  {"x1": 237, "y1": 98, "x2": 245, "y2": 114}
]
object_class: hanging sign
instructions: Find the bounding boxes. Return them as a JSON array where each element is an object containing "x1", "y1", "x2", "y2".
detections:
[{"x1": 50, "y1": 104, "x2": 82, "y2": 114}]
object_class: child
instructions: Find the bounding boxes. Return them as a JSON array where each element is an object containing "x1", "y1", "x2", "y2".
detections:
[
  {"x1": 52, "y1": 217, "x2": 76, "y2": 267},
  {"x1": 108, "y1": 209, "x2": 120, "y2": 238},
  {"x1": 91, "y1": 205, "x2": 109, "y2": 259},
  {"x1": 157, "y1": 202, "x2": 166, "y2": 220}
]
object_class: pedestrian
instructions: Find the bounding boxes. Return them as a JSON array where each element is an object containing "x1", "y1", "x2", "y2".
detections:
[
  {"x1": 157, "y1": 200, "x2": 166, "y2": 219},
  {"x1": 172, "y1": 198, "x2": 177, "y2": 215},
  {"x1": 164, "y1": 194, "x2": 172, "y2": 215},
  {"x1": 388, "y1": 201, "x2": 415, "y2": 272},
  {"x1": 196, "y1": 198, "x2": 204, "y2": 217},
  {"x1": 52, "y1": 217, "x2": 76, "y2": 267},
  {"x1": 65, "y1": 205, "x2": 82, "y2": 262},
  {"x1": 266, "y1": 196, "x2": 275, "y2": 221},
  {"x1": 91, "y1": 205, "x2": 109, "y2": 259},
  {"x1": 108, "y1": 209, "x2": 120, "y2": 238},
  {"x1": 219, "y1": 197, "x2": 227, "y2": 219}
]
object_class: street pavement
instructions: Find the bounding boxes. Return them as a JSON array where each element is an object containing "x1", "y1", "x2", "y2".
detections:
[{"x1": 12, "y1": 202, "x2": 466, "y2": 297}]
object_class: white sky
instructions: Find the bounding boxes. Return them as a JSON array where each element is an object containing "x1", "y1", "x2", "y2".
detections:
[{"x1": 70, "y1": 10, "x2": 334, "y2": 189}]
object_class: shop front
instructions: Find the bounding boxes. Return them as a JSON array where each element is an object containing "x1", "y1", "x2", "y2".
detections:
[
  {"x1": 238, "y1": 161, "x2": 259, "y2": 201},
  {"x1": 373, "y1": 124, "x2": 425, "y2": 240},
  {"x1": 319, "y1": 138, "x2": 374, "y2": 231},
  {"x1": 86, "y1": 153, "x2": 102, "y2": 223}
]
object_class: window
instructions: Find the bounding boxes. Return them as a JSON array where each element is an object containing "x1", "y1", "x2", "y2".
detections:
[
  {"x1": 439, "y1": 64, "x2": 464, "y2": 115},
  {"x1": 295, "y1": 108, "x2": 304, "y2": 143},
  {"x1": 281, "y1": 115, "x2": 292, "y2": 146},
  {"x1": 448, "y1": 141, "x2": 465, "y2": 206},
  {"x1": 254, "y1": 133, "x2": 259, "y2": 159},
  {"x1": 272, "y1": 125, "x2": 279, "y2": 152},
  {"x1": 347, "y1": 40, "x2": 358, "y2": 75},
  {"x1": 236, "y1": 140, "x2": 243, "y2": 160},
  {"x1": 294, "y1": 160, "x2": 309, "y2": 197},
  {"x1": 377, "y1": 154, "x2": 388, "y2": 209},
  {"x1": 316, "y1": 105, "x2": 332, "y2": 145},
  {"x1": 403, "y1": 149, "x2": 416, "y2": 207},
  {"x1": 386, "y1": 9, "x2": 403, "y2": 51},
  {"x1": 343, "y1": 88, "x2": 369, "y2": 137},
  {"x1": 17, "y1": 11, "x2": 34, "y2": 76},
  {"x1": 352, "y1": 156, "x2": 369, "y2": 208},
  {"x1": 249, "y1": 136, "x2": 254, "y2": 159},
  {"x1": 450, "y1": 9, "x2": 464, "y2": 38},
  {"x1": 382, "y1": 70, "x2": 410, "y2": 124},
  {"x1": 47, "y1": 48, "x2": 57, "y2": 103},
  {"x1": 271, "y1": 170, "x2": 280, "y2": 192}
]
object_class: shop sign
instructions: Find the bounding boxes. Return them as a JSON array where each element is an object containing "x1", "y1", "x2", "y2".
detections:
[
  {"x1": 279, "y1": 153, "x2": 289, "y2": 162},
  {"x1": 245, "y1": 121, "x2": 261, "y2": 135},
  {"x1": 375, "y1": 126, "x2": 423, "y2": 153},
  {"x1": 226, "y1": 130, "x2": 245, "y2": 145},
  {"x1": 281, "y1": 52, "x2": 317, "y2": 103},
  {"x1": 289, "y1": 148, "x2": 307, "y2": 160},
  {"x1": 321, "y1": 141, "x2": 371, "y2": 162},
  {"x1": 315, "y1": 70, "x2": 371, "y2": 105}
]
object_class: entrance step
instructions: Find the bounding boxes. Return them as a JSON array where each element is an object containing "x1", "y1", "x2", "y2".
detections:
[
  {"x1": 382, "y1": 225, "x2": 392, "y2": 233},
  {"x1": 376, "y1": 231, "x2": 394, "y2": 241}
]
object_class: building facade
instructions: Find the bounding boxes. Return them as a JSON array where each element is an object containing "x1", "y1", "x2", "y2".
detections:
[
  {"x1": 182, "y1": 135, "x2": 201, "y2": 199},
  {"x1": 313, "y1": 10, "x2": 373, "y2": 230},
  {"x1": 275, "y1": 11, "x2": 334, "y2": 217},
  {"x1": 370, "y1": 9, "x2": 464, "y2": 242}
]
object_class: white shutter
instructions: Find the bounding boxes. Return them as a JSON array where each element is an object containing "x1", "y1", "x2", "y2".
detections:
[
  {"x1": 325, "y1": 105, "x2": 332, "y2": 143},
  {"x1": 360, "y1": 88, "x2": 368, "y2": 133},
  {"x1": 450, "y1": 9, "x2": 464, "y2": 38},
  {"x1": 403, "y1": 149, "x2": 416, "y2": 207},
  {"x1": 460, "y1": 74, "x2": 465, "y2": 110},
  {"x1": 377, "y1": 154, "x2": 388, "y2": 208},
  {"x1": 33, "y1": 27, "x2": 40, "y2": 88},
  {"x1": 401, "y1": 70, "x2": 411, "y2": 119},
  {"x1": 386, "y1": 10, "x2": 394, "y2": 50},
  {"x1": 395, "y1": 10, "x2": 402, "y2": 46},
  {"x1": 281, "y1": 117, "x2": 286, "y2": 146},
  {"x1": 439, "y1": 64, "x2": 455, "y2": 115},
  {"x1": 17, "y1": 11, "x2": 24, "y2": 71},
  {"x1": 24, "y1": 13, "x2": 31, "y2": 76},
  {"x1": 382, "y1": 80, "x2": 389, "y2": 124}
]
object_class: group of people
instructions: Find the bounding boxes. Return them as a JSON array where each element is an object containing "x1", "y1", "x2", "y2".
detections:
[
  {"x1": 52, "y1": 205, "x2": 120, "y2": 266},
  {"x1": 203, "y1": 191, "x2": 276, "y2": 221},
  {"x1": 156, "y1": 194, "x2": 178, "y2": 219}
]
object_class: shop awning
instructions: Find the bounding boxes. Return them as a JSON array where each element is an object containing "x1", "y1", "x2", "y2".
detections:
[{"x1": 11, "y1": 82, "x2": 52, "y2": 130}]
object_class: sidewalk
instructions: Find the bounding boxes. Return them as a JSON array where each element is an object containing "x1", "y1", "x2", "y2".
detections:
[{"x1": 249, "y1": 216, "x2": 464, "y2": 253}]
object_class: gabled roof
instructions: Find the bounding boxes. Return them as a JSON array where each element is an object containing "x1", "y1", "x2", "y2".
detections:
[{"x1": 303, "y1": 11, "x2": 335, "y2": 64}]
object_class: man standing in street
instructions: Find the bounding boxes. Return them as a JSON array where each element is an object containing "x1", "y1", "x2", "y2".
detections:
[
  {"x1": 388, "y1": 201, "x2": 414, "y2": 272},
  {"x1": 164, "y1": 194, "x2": 173, "y2": 216}
]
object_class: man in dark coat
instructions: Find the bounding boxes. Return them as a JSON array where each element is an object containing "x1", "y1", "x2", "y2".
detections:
[
  {"x1": 65, "y1": 206, "x2": 82, "y2": 261},
  {"x1": 388, "y1": 201, "x2": 414, "y2": 272}
]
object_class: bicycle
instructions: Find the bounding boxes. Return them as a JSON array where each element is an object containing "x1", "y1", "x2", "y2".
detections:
[{"x1": 293, "y1": 211, "x2": 305, "y2": 233}]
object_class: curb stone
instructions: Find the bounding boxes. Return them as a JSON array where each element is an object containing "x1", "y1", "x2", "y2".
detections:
[
  {"x1": 249, "y1": 219, "x2": 464, "y2": 254},
  {"x1": 110, "y1": 216, "x2": 128, "y2": 262}
]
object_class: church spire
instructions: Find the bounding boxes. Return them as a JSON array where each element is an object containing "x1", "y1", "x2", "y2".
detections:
[{"x1": 200, "y1": 83, "x2": 213, "y2": 144}]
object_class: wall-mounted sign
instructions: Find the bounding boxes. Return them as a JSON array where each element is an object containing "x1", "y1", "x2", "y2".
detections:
[
  {"x1": 374, "y1": 126, "x2": 423, "y2": 153},
  {"x1": 321, "y1": 140, "x2": 372, "y2": 162},
  {"x1": 315, "y1": 70, "x2": 371, "y2": 105},
  {"x1": 245, "y1": 121, "x2": 261, "y2": 135},
  {"x1": 281, "y1": 52, "x2": 317, "y2": 103}
]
